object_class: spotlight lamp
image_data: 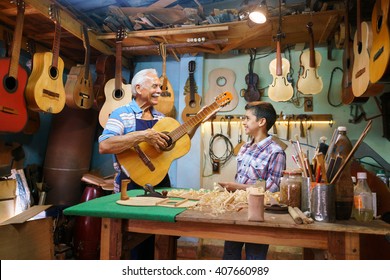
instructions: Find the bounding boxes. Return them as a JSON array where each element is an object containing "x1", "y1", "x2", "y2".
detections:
[{"x1": 249, "y1": 1, "x2": 268, "y2": 24}]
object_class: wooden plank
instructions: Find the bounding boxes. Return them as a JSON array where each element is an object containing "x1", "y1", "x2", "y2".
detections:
[
  {"x1": 100, "y1": 218, "x2": 122, "y2": 260},
  {"x1": 155, "y1": 235, "x2": 177, "y2": 259}
]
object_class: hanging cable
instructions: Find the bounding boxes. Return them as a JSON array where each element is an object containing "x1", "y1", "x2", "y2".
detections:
[{"x1": 209, "y1": 133, "x2": 234, "y2": 168}]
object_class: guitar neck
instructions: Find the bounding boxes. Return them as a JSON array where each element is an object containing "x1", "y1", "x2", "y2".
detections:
[
  {"x1": 9, "y1": 0, "x2": 25, "y2": 78},
  {"x1": 52, "y1": 17, "x2": 61, "y2": 69},
  {"x1": 115, "y1": 41, "x2": 122, "y2": 90},
  {"x1": 82, "y1": 26, "x2": 90, "y2": 78},
  {"x1": 189, "y1": 72, "x2": 196, "y2": 100},
  {"x1": 356, "y1": 0, "x2": 362, "y2": 42}
]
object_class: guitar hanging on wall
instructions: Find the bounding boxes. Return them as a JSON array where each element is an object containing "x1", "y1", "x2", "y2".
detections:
[
  {"x1": 93, "y1": 54, "x2": 116, "y2": 111},
  {"x1": 242, "y1": 49, "x2": 261, "y2": 102},
  {"x1": 268, "y1": 32, "x2": 293, "y2": 102},
  {"x1": 65, "y1": 25, "x2": 94, "y2": 109},
  {"x1": 296, "y1": 22, "x2": 323, "y2": 95},
  {"x1": 25, "y1": 4, "x2": 66, "y2": 114},
  {"x1": 181, "y1": 60, "x2": 202, "y2": 122},
  {"x1": 0, "y1": 0, "x2": 28, "y2": 133},
  {"x1": 99, "y1": 26, "x2": 132, "y2": 128}
]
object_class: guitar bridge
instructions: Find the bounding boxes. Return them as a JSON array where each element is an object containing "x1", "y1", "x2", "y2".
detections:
[
  {"x1": 134, "y1": 145, "x2": 155, "y2": 171},
  {"x1": 0, "y1": 106, "x2": 18, "y2": 115}
]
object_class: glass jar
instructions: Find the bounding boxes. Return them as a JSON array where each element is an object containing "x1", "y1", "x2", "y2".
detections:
[{"x1": 280, "y1": 170, "x2": 302, "y2": 208}]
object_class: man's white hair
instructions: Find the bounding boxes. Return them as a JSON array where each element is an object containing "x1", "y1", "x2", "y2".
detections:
[{"x1": 131, "y1": 68, "x2": 158, "y2": 97}]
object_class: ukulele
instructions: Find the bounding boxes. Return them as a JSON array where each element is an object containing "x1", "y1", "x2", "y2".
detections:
[
  {"x1": 181, "y1": 60, "x2": 202, "y2": 122},
  {"x1": 99, "y1": 27, "x2": 132, "y2": 128},
  {"x1": 25, "y1": 5, "x2": 66, "y2": 114},
  {"x1": 341, "y1": 0, "x2": 368, "y2": 105},
  {"x1": 65, "y1": 25, "x2": 93, "y2": 109},
  {"x1": 296, "y1": 22, "x2": 323, "y2": 95},
  {"x1": 93, "y1": 54, "x2": 116, "y2": 111},
  {"x1": 0, "y1": 0, "x2": 28, "y2": 133},
  {"x1": 268, "y1": 32, "x2": 293, "y2": 102},
  {"x1": 369, "y1": 0, "x2": 390, "y2": 83},
  {"x1": 243, "y1": 49, "x2": 261, "y2": 102},
  {"x1": 117, "y1": 91, "x2": 233, "y2": 187},
  {"x1": 352, "y1": 0, "x2": 384, "y2": 97},
  {"x1": 155, "y1": 43, "x2": 175, "y2": 117}
]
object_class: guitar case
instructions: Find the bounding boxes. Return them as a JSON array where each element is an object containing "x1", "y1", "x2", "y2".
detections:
[{"x1": 44, "y1": 105, "x2": 98, "y2": 206}]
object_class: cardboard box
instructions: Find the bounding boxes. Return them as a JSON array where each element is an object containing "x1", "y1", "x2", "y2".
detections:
[
  {"x1": 0, "y1": 205, "x2": 54, "y2": 260},
  {"x1": 0, "y1": 179, "x2": 16, "y2": 223}
]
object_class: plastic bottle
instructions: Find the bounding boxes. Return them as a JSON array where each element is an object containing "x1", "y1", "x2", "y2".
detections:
[
  {"x1": 353, "y1": 172, "x2": 374, "y2": 222},
  {"x1": 376, "y1": 170, "x2": 388, "y2": 187},
  {"x1": 331, "y1": 126, "x2": 354, "y2": 220}
]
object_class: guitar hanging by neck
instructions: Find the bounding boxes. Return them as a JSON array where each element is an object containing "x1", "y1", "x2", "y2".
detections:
[
  {"x1": 50, "y1": 5, "x2": 61, "y2": 80},
  {"x1": 114, "y1": 26, "x2": 125, "y2": 99},
  {"x1": 82, "y1": 25, "x2": 91, "y2": 81}
]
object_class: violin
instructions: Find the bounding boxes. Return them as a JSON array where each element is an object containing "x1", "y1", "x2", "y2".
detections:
[{"x1": 243, "y1": 50, "x2": 261, "y2": 102}]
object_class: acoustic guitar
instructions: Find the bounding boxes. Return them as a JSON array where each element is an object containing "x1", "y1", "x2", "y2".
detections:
[
  {"x1": 341, "y1": 0, "x2": 368, "y2": 105},
  {"x1": 369, "y1": 0, "x2": 390, "y2": 83},
  {"x1": 268, "y1": 32, "x2": 293, "y2": 102},
  {"x1": 181, "y1": 60, "x2": 202, "y2": 122},
  {"x1": 116, "y1": 91, "x2": 233, "y2": 187},
  {"x1": 65, "y1": 26, "x2": 93, "y2": 109},
  {"x1": 93, "y1": 54, "x2": 115, "y2": 111},
  {"x1": 296, "y1": 22, "x2": 323, "y2": 95},
  {"x1": 99, "y1": 27, "x2": 132, "y2": 128},
  {"x1": 204, "y1": 67, "x2": 238, "y2": 112},
  {"x1": 0, "y1": 0, "x2": 28, "y2": 133},
  {"x1": 155, "y1": 43, "x2": 175, "y2": 117},
  {"x1": 243, "y1": 49, "x2": 261, "y2": 102},
  {"x1": 352, "y1": 0, "x2": 384, "y2": 97},
  {"x1": 25, "y1": 5, "x2": 66, "y2": 114}
]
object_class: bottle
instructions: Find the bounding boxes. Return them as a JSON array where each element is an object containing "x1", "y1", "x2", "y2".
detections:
[
  {"x1": 332, "y1": 126, "x2": 354, "y2": 220},
  {"x1": 353, "y1": 172, "x2": 373, "y2": 222},
  {"x1": 376, "y1": 170, "x2": 388, "y2": 187}
]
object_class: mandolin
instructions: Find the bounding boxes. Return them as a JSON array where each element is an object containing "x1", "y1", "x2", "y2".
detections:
[
  {"x1": 25, "y1": 5, "x2": 66, "y2": 114},
  {"x1": 117, "y1": 91, "x2": 233, "y2": 187},
  {"x1": 268, "y1": 32, "x2": 293, "y2": 102},
  {"x1": 352, "y1": 0, "x2": 384, "y2": 98},
  {"x1": 0, "y1": 0, "x2": 28, "y2": 133},
  {"x1": 243, "y1": 49, "x2": 261, "y2": 102},
  {"x1": 181, "y1": 60, "x2": 202, "y2": 122},
  {"x1": 296, "y1": 22, "x2": 323, "y2": 95},
  {"x1": 341, "y1": 0, "x2": 368, "y2": 105},
  {"x1": 99, "y1": 27, "x2": 132, "y2": 128},
  {"x1": 65, "y1": 25, "x2": 93, "y2": 109},
  {"x1": 93, "y1": 54, "x2": 115, "y2": 111},
  {"x1": 369, "y1": 0, "x2": 390, "y2": 83},
  {"x1": 155, "y1": 43, "x2": 175, "y2": 117}
]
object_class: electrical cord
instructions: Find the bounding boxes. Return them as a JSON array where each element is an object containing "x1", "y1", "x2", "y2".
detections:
[{"x1": 209, "y1": 133, "x2": 234, "y2": 168}]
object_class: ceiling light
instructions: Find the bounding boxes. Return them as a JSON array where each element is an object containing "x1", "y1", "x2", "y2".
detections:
[{"x1": 249, "y1": 1, "x2": 267, "y2": 24}]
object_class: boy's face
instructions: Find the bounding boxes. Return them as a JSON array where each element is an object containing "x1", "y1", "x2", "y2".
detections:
[{"x1": 243, "y1": 109, "x2": 265, "y2": 136}]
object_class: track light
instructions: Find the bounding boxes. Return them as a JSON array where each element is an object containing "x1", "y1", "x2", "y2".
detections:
[{"x1": 249, "y1": 1, "x2": 267, "y2": 24}]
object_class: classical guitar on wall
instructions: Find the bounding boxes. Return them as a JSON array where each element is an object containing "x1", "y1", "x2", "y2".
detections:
[
  {"x1": 181, "y1": 60, "x2": 202, "y2": 122},
  {"x1": 116, "y1": 91, "x2": 233, "y2": 187},
  {"x1": 242, "y1": 49, "x2": 261, "y2": 102},
  {"x1": 93, "y1": 54, "x2": 115, "y2": 111},
  {"x1": 268, "y1": 32, "x2": 293, "y2": 102},
  {"x1": 65, "y1": 25, "x2": 93, "y2": 109},
  {"x1": 155, "y1": 43, "x2": 175, "y2": 117},
  {"x1": 0, "y1": 0, "x2": 28, "y2": 133},
  {"x1": 25, "y1": 5, "x2": 66, "y2": 114},
  {"x1": 296, "y1": 22, "x2": 323, "y2": 95},
  {"x1": 99, "y1": 26, "x2": 132, "y2": 128},
  {"x1": 205, "y1": 67, "x2": 238, "y2": 112},
  {"x1": 352, "y1": 0, "x2": 384, "y2": 98},
  {"x1": 369, "y1": 0, "x2": 390, "y2": 83}
]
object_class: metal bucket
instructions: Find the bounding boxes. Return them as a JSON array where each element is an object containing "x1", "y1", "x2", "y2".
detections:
[{"x1": 310, "y1": 183, "x2": 336, "y2": 223}]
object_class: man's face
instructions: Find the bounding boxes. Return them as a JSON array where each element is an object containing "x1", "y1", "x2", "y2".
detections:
[{"x1": 137, "y1": 73, "x2": 162, "y2": 106}]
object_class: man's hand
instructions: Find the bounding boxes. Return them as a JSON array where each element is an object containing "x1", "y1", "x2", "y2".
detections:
[{"x1": 144, "y1": 129, "x2": 170, "y2": 151}]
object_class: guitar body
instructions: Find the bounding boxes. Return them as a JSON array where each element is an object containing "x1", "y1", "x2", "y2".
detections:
[
  {"x1": 0, "y1": 57, "x2": 28, "y2": 133},
  {"x1": 296, "y1": 50, "x2": 323, "y2": 95},
  {"x1": 117, "y1": 117, "x2": 191, "y2": 186},
  {"x1": 370, "y1": 0, "x2": 390, "y2": 83},
  {"x1": 99, "y1": 78, "x2": 132, "y2": 128},
  {"x1": 25, "y1": 52, "x2": 66, "y2": 114},
  {"x1": 65, "y1": 65, "x2": 93, "y2": 109},
  {"x1": 205, "y1": 68, "x2": 238, "y2": 112},
  {"x1": 181, "y1": 92, "x2": 202, "y2": 122},
  {"x1": 155, "y1": 75, "x2": 175, "y2": 117},
  {"x1": 268, "y1": 57, "x2": 293, "y2": 102}
]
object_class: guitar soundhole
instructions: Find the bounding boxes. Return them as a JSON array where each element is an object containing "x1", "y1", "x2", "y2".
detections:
[
  {"x1": 217, "y1": 76, "x2": 227, "y2": 87},
  {"x1": 49, "y1": 66, "x2": 59, "y2": 80},
  {"x1": 3, "y1": 75, "x2": 17, "y2": 93},
  {"x1": 189, "y1": 100, "x2": 197, "y2": 108},
  {"x1": 377, "y1": 15, "x2": 382, "y2": 32},
  {"x1": 161, "y1": 132, "x2": 174, "y2": 151},
  {"x1": 113, "y1": 89, "x2": 124, "y2": 100}
]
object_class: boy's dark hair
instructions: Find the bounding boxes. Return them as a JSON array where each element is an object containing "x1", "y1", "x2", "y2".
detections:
[{"x1": 245, "y1": 101, "x2": 277, "y2": 131}]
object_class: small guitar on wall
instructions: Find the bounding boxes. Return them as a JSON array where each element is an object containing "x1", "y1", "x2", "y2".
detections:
[
  {"x1": 0, "y1": 0, "x2": 28, "y2": 133},
  {"x1": 155, "y1": 43, "x2": 175, "y2": 117},
  {"x1": 352, "y1": 0, "x2": 384, "y2": 98},
  {"x1": 297, "y1": 22, "x2": 323, "y2": 95},
  {"x1": 25, "y1": 4, "x2": 66, "y2": 114},
  {"x1": 268, "y1": 32, "x2": 293, "y2": 102},
  {"x1": 116, "y1": 91, "x2": 233, "y2": 187},
  {"x1": 369, "y1": 0, "x2": 390, "y2": 83},
  {"x1": 65, "y1": 25, "x2": 93, "y2": 109},
  {"x1": 181, "y1": 60, "x2": 202, "y2": 122},
  {"x1": 99, "y1": 26, "x2": 132, "y2": 128}
]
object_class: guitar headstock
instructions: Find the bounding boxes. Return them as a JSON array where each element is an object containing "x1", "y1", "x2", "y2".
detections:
[
  {"x1": 306, "y1": 22, "x2": 313, "y2": 35},
  {"x1": 116, "y1": 26, "x2": 126, "y2": 42},
  {"x1": 49, "y1": 4, "x2": 60, "y2": 25},
  {"x1": 215, "y1": 91, "x2": 233, "y2": 107},
  {"x1": 188, "y1": 60, "x2": 196, "y2": 74},
  {"x1": 16, "y1": 0, "x2": 25, "y2": 13}
]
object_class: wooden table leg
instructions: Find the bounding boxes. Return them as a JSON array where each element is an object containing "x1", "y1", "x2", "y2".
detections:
[
  {"x1": 100, "y1": 218, "x2": 122, "y2": 260},
  {"x1": 154, "y1": 235, "x2": 177, "y2": 260},
  {"x1": 327, "y1": 231, "x2": 360, "y2": 260}
]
